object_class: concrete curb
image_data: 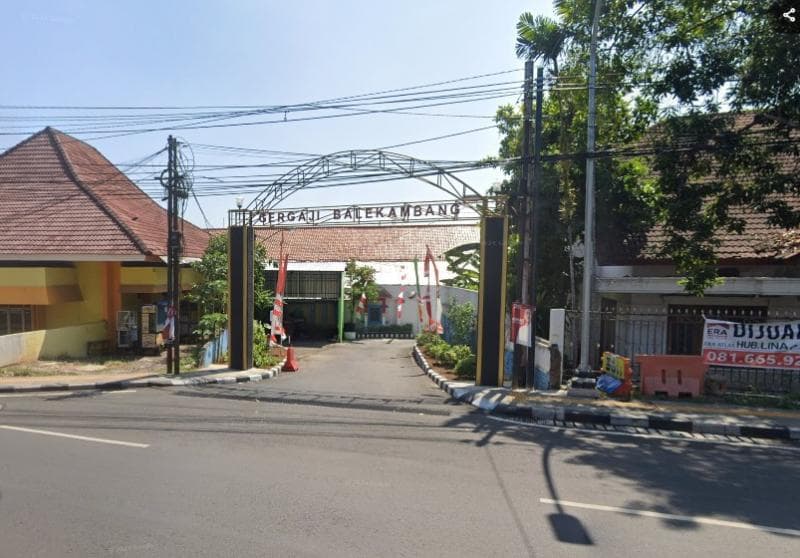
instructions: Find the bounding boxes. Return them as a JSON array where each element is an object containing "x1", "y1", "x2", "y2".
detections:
[
  {"x1": 0, "y1": 358, "x2": 288, "y2": 394},
  {"x1": 412, "y1": 346, "x2": 799, "y2": 442}
]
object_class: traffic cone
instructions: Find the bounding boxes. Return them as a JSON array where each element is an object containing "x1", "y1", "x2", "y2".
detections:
[{"x1": 282, "y1": 345, "x2": 300, "y2": 372}]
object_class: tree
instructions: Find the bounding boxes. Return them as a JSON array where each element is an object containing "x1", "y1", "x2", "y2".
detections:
[
  {"x1": 187, "y1": 234, "x2": 273, "y2": 338},
  {"x1": 344, "y1": 259, "x2": 379, "y2": 321},
  {"x1": 514, "y1": 1, "x2": 800, "y2": 294},
  {"x1": 440, "y1": 242, "x2": 480, "y2": 290},
  {"x1": 487, "y1": 5, "x2": 657, "y2": 327}
]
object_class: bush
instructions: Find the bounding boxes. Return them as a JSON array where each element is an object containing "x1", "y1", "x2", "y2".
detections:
[
  {"x1": 445, "y1": 299, "x2": 476, "y2": 347},
  {"x1": 454, "y1": 354, "x2": 477, "y2": 379},
  {"x1": 450, "y1": 344, "x2": 472, "y2": 363},
  {"x1": 416, "y1": 331, "x2": 442, "y2": 347},
  {"x1": 253, "y1": 320, "x2": 280, "y2": 369}
]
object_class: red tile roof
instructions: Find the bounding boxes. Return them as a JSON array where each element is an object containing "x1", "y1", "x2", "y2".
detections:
[
  {"x1": 211, "y1": 224, "x2": 480, "y2": 262},
  {"x1": 0, "y1": 128, "x2": 209, "y2": 259},
  {"x1": 609, "y1": 114, "x2": 800, "y2": 264}
]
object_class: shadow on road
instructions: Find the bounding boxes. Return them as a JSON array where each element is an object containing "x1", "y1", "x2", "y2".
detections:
[{"x1": 443, "y1": 410, "x2": 800, "y2": 542}]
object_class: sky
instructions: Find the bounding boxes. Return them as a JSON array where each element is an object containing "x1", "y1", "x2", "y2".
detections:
[{"x1": 1, "y1": 0, "x2": 554, "y2": 228}]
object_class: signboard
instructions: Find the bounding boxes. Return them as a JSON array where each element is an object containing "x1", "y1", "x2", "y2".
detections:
[
  {"x1": 511, "y1": 302, "x2": 532, "y2": 347},
  {"x1": 254, "y1": 202, "x2": 462, "y2": 225},
  {"x1": 702, "y1": 318, "x2": 800, "y2": 370}
]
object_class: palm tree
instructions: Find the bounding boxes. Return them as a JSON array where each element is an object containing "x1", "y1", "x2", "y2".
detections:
[{"x1": 515, "y1": 12, "x2": 580, "y2": 310}]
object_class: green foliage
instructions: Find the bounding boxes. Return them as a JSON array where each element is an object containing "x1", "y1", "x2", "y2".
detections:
[
  {"x1": 194, "y1": 312, "x2": 227, "y2": 340},
  {"x1": 252, "y1": 320, "x2": 281, "y2": 369},
  {"x1": 345, "y1": 259, "x2": 379, "y2": 319},
  {"x1": 509, "y1": 1, "x2": 800, "y2": 295},
  {"x1": 445, "y1": 299, "x2": 476, "y2": 347},
  {"x1": 454, "y1": 354, "x2": 477, "y2": 379},
  {"x1": 187, "y1": 234, "x2": 274, "y2": 336},
  {"x1": 440, "y1": 242, "x2": 480, "y2": 290},
  {"x1": 416, "y1": 331, "x2": 442, "y2": 348}
]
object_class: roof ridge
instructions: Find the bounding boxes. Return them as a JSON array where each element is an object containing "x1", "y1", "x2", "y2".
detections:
[
  {"x1": 0, "y1": 127, "x2": 53, "y2": 160},
  {"x1": 46, "y1": 129, "x2": 151, "y2": 256}
]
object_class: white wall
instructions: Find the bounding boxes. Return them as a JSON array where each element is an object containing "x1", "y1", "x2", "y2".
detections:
[{"x1": 376, "y1": 283, "x2": 477, "y2": 334}]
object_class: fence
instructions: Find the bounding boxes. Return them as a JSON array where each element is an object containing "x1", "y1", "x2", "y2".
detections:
[{"x1": 558, "y1": 306, "x2": 800, "y2": 394}]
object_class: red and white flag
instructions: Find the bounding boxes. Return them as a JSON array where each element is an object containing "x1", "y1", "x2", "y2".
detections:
[
  {"x1": 396, "y1": 266, "x2": 407, "y2": 319},
  {"x1": 424, "y1": 246, "x2": 443, "y2": 334},
  {"x1": 161, "y1": 305, "x2": 176, "y2": 341},
  {"x1": 355, "y1": 292, "x2": 367, "y2": 315},
  {"x1": 270, "y1": 253, "x2": 289, "y2": 345}
]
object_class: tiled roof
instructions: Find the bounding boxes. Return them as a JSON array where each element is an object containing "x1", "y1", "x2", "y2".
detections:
[
  {"x1": 0, "y1": 128, "x2": 209, "y2": 259},
  {"x1": 608, "y1": 113, "x2": 800, "y2": 264},
  {"x1": 211, "y1": 224, "x2": 480, "y2": 262}
]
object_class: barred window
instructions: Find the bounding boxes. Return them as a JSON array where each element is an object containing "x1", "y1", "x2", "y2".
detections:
[{"x1": 0, "y1": 306, "x2": 33, "y2": 336}]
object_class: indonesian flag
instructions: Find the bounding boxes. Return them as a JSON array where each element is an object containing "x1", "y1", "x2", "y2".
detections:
[
  {"x1": 161, "y1": 305, "x2": 175, "y2": 341},
  {"x1": 355, "y1": 292, "x2": 367, "y2": 315},
  {"x1": 424, "y1": 246, "x2": 443, "y2": 334},
  {"x1": 396, "y1": 266, "x2": 407, "y2": 319},
  {"x1": 270, "y1": 253, "x2": 289, "y2": 344}
]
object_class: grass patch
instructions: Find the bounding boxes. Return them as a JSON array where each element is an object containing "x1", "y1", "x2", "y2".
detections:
[{"x1": 0, "y1": 367, "x2": 79, "y2": 378}]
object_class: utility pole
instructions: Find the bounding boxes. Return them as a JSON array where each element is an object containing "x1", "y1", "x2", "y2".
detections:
[
  {"x1": 578, "y1": 0, "x2": 603, "y2": 373},
  {"x1": 512, "y1": 59, "x2": 534, "y2": 389},
  {"x1": 164, "y1": 136, "x2": 183, "y2": 375},
  {"x1": 527, "y1": 66, "x2": 544, "y2": 384},
  {"x1": 165, "y1": 136, "x2": 175, "y2": 375}
]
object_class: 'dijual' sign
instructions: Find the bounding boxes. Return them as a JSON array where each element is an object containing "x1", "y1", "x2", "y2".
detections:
[{"x1": 255, "y1": 202, "x2": 462, "y2": 225}]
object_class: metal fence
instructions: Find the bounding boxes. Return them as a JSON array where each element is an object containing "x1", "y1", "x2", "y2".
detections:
[{"x1": 562, "y1": 306, "x2": 800, "y2": 394}]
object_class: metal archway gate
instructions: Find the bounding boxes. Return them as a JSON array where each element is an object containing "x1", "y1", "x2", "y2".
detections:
[{"x1": 227, "y1": 149, "x2": 508, "y2": 387}]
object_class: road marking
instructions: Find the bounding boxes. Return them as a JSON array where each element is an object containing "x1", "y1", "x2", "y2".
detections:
[
  {"x1": 103, "y1": 389, "x2": 137, "y2": 394},
  {"x1": 0, "y1": 391, "x2": 73, "y2": 398},
  {"x1": 539, "y1": 498, "x2": 800, "y2": 537},
  {"x1": 487, "y1": 415, "x2": 800, "y2": 452},
  {"x1": 0, "y1": 425, "x2": 149, "y2": 448}
]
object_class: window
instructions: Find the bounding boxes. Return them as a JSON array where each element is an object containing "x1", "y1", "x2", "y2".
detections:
[
  {"x1": 666, "y1": 305, "x2": 767, "y2": 355},
  {"x1": 0, "y1": 306, "x2": 33, "y2": 336}
]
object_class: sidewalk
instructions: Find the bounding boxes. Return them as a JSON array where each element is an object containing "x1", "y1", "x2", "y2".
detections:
[
  {"x1": 413, "y1": 346, "x2": 800, "y2": 442},
  {"x1": 0, "y1": 359, "x2": 287, "y2": 393}
]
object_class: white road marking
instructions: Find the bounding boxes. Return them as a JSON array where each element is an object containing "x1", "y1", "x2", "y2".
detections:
[
  {"x1": 539, "y1": 498, "x2": 800, "y2": 537},
  {"x1": 487, "y1": 414, "x2": 800, "y2": 452},
  {"x1": 0, "y1": 391, "x2": 73, "y2": 398},
  {"x1": 103, "y1": 389, "x2": 137, "y2": 394},
  {"x1": 0, "y1": 425, "x2": 149, "y2": 448}
]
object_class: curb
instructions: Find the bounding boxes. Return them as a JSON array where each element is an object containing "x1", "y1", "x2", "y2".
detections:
[
  {"x1": 412, "y1": 346, "x2": 799, "y2": 442},
  {"x1": 0, "y1": 358, "x2": 288, "y2": 395}
]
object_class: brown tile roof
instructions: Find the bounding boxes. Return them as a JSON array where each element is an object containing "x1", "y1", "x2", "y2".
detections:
[
  {"x1": 609, "y1": 113, "x2": 800, "y2": 264},
  {"x1": 212, "y1": 224, "x2": 480, "y2": 262},
  {"x1": 0, "y1": 128, "x2": 209, "y2": 259}
]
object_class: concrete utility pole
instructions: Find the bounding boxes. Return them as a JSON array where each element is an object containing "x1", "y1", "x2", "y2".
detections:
[
  {"x1": 527, "y1": 66, "x2": 544, "y2": 384},
  {"x1": 578, "y1": 0, "x2": 603, "y2": 373},
  {"x1": 512, "y1": 59, "x2": 534, "y2": 389},
  {"x1": 164, "y1": 136, "x2": 183, "y2": 375}
]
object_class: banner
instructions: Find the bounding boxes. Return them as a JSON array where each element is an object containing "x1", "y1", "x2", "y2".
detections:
[
  {"x1": 270, "y1": 254, "x2": 289, "y2": 344},
  {"x1": 702, "y1": 318, "x2": 800, "y2": 370},
  {"x1": 511, "y1": 302, "x2": 532, "y2": 347}
]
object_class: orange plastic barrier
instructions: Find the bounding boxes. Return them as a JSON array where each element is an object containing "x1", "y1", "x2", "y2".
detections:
[{"x1": 636, "y1": 355, "x2": 707, "y2": 398}]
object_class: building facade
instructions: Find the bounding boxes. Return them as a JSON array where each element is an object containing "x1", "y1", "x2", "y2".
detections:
[{"x1": 0, "y1": 128, "x2": 208, "y2": 364}]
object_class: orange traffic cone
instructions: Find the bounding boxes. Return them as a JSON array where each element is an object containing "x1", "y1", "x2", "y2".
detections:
[{"x1": 282, "y1": 345, "x2": 300, "y2": 372}]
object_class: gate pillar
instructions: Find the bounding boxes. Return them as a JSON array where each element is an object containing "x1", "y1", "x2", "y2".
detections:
[
  {"x1": 476, "y1": 215, "x2": 508, "y2": 386},
  {"x1": 228, "y1": 225, "x2": 255, "y2": 370}
]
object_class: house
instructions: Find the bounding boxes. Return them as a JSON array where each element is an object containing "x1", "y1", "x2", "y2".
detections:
[
  {"x1": 583, "y1": 114, "x2": 800, "y2": 371},
  {"x1": 246, "y1": 224, "x2": 481, "y2": 339},
  {"x1": 0, "y1": 128, "x2": 209, "y2": 364}
]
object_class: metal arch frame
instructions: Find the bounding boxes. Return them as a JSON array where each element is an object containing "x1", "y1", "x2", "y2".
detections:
[{"x1": 244, "y1": 149, "x2": 493, "y2": 216}]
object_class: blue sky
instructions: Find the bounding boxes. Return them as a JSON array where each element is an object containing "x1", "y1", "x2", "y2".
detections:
[{"x1": 1, "y1": 1, "x2": 554, "y2": 227}]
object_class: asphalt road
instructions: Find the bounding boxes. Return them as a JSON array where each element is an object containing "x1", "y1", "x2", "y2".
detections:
[{"x1": 1, "y1": 339, "x2": 799, "y2": 557}]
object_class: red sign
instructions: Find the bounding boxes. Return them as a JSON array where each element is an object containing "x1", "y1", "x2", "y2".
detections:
[{"x1": 511, "y1": 302, "x2": 532, "y2": 347}]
